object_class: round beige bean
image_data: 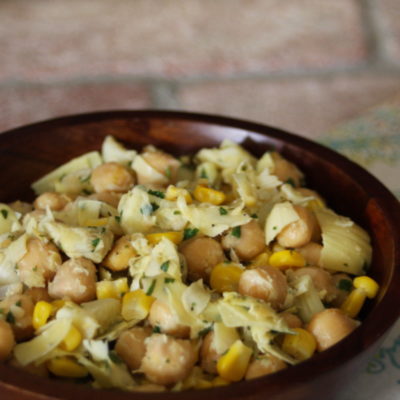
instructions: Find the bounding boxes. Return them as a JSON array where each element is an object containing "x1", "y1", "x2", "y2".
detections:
[
  {"x1": 103, "y1": 235, "x2": 136, "y2": 272},
  {"x1": 91, "y1": 162, "x2": 134, "y2": 193},
  {"x1": 307, "y1": 308, "x2": 359, "y2": 351},
  {"x1": 277, "y1": 205, "x2": 320, "y2": 248},
  {"x1": 33, "y1": 192, "x2": 69, "y2": 211},
  {"x1": 292, "y1": 267, "x2": 337, "y2": 302},
  {"x1": 141, "y1": 334, "x2": 198, "y2": 385},
  {"x1": 18, "y1": 238, "x2": 62, "y2": 288},
  {"x1": 238, "y1": 265, "x2": 287, "y2": 309},
  {"x1": 148, "y1": 300, "x2": 190, "y2": 338},
  {"x1": 222, "y1": 220, "x2": 266, "y2": 261},
  {"x1": 280, "y1": 312, "x2": 303, "y2": 329},
  {"x1": 88, "y1": 191, "x2": 121, "y2": 208},
  {"x1": 8, "y1": 200, "x2": 33, "y2": 215},
  {"x1": 272, "y1": 153, "x2": 304, "y2": 187},
  {"x1": 140, "y1": 149, "x2": 180, "y2": 184},
  {"x1": 48, "y1": 257, "x2": 97, "y2": 304},
  {"x1": 24, "y1": 287, "x2": 52, "y2": 304},
  {"x1": 0, "y1": 294, "x2": 34, "y2": 341},
  {"x1": 0, "y1": 320, "x2": 15, "y2": 361},
  {"x1": 297, "y1": 242, "x2": 322, "y2": 266},
  {"x1": 115, "y1": 327, "x2": 152, "y2": 370},
  {"x1": 180, "y1": 237, "x2": 225, "y2": 281},
  {"x1": 245, "y1": 355, "x2": 287, "y2": 380},
  {"x1": 200, "y1": 331, "x2": 219, "y2": 374}
]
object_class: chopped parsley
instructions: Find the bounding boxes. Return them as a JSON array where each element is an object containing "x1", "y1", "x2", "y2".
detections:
[
  {"x1": 140, "y1": 204, "x2": 153, "y2": 216},
  {"x1": 153, "y1": 326, "x2": 162, "y2": 333},
  {"x1": 250, "y1": 213, "x2": 258, "y2": 219},
  {"x1": 151, "y1": 202, "x2": 159, "y2": 212},
  {"x1": 148, "y1": 189, "x2": 165, "y2": 199},
  {"x1": 6, "y1": 311, "x2": 15, "y2": 324},
  {"x1": 160, "y1": 260, "x2": 170, "y2": 272},
  {"x1": 198, "y1": 325, "x2": 212, "y2": 338},
  {"x1": 200, "y1": 169, "x2": 208, "y2": 179},
  {"x1": 231, "y1": 226, "x2": 241, "y2": 238},
  {"x1": 1, "y1": 209, "x2": 8, "y2": 219},
  {"x1": 109, "y1": 351, "x2": 123, "y2": 364},
  {"x1": 15, "y1": 300, "x2": 22, "y2": 307},
  {"x1": 115, "y1": 215, "x2": 121, "y2": 223},
  {"x1": 337, "y1": 279, "x2": 352, "y2": 292},
  {"x1": 219, "y1": 207, "x2": 228, "y2": 215},
  {"x1": 165, "y1": 166, "x2": 172, "y2": 179},
  {"x1": 173, "y1": 210, "x2": 181, "y2": 215},
  {"x1": 285, "y1": 177, "x2": 296, "y2": 187},
  {"x1": 164, "y1": 278, "x2": 175, "y2": 284},
  {"x1": 190, "y1": 302, "x2": 196, "y2": 311},
  {"x1": 146, "y1": 280, "x2": 156, "y2": 296},
  {"x1": 81, "y1": 189, "x2": 92, "y2": 196},
  {"x1": 91, "y1": 238, "x2": 100, "y2": 250},
  {"x1": 183, "y1": 228, "x2": 199, "y2": 240}
]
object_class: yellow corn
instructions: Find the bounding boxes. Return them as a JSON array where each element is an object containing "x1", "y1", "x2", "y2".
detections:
[
  {"x1": 146, "y1": 231, "x2": 184, "y2": 246},
  {"x1": 269, "y1": 250, "x2": 306, "y2": 269},
  {"x1": 341, "y1": 276, "x2": 379, "y2": 318},
  {"x1": 212, "y1": 376, "x2": 230, "y2": 387},
  {"x1": 47, "y1": 357, "x2": 88, "y2": 378},
  {"x1": 210, "y1": 263, "x2": 244, "y2": 293},
  {"x1": 193, "y1": 185, "x2": 226, "y2": 205},
  {"x1": 282, "y1": 328, "x2": 316, "y2": 361},
  {"x1": 59, "y1": 325, "x2": 82, "y2": 352},
  {"x1": 165, "y1": 185, "x2": 192, "y2": 203},
  {"x1": 96, "y1": 278, "x2": 129, "y2": 300},
  {"x1": 217, "y1": 340, "x2": 253, "y2": 382},
  {"x1": 83, "y1": 217, "x2": 109, "y2": 227},
  {"x1": 353, "y1": 276, "x2": 379, "y2": 298},
  {"x1": 121, "y1": 289, "x2": 155, "y2": 321},
  {"x1": 249, "y1": 251, "x2": 271, "y2": 269},
  {"x1": 32, "y1": 301, "x2": 53, "y2": 330}
]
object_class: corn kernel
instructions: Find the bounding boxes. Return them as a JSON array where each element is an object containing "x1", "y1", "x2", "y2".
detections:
[
  {"x1": 121, "y1": 289, "x2": 155, "y2": 321},
  {"x1": 32, "y1": 301, "x2": 53, "y2": 330},
  {"x1": 340, "y1": 289, "x2": 365, "y2": 318},
  {"x1": 47, "y1": 357, "x2": 88, "y2": 378},
  {"x1": 82, "y1": 217, "x2": 109, "y2": 227},
  {"x1": 193, "y1": 185, "x2": 226, "y2": 205},
  {"x1": 210, "y1": 263, "x2": 244, "y2": 293},
  {"x1": 146, "y1": 231, "x2": 184, "y2": 246},
  {"x1": 249, "y1": 251, "x2": 271, "y2": 268},
  {"x1": 96, "y1": 278, "x2": 129, "y2": 300},
  {"x1": 269, "y1": 250, "x2": 306, "y2": 269},
  {"x1": 59, "y1": 325, "x2": 82, "y2": 352},
  {"x1": 217, "y1": 340, "x2": 253, "y2": 382},
  {"x1": 165, "y1": 185, "x2": 192, "y2": 203},
  {"x1": 353, "y1": 276, "x2": 379, "y2": 299},
  {"x1": 282, "y1": 328, "x2": 316, "y2": 361},
  {"x1": 212, "y1": 376, "x2": 230, "y2": 387}
]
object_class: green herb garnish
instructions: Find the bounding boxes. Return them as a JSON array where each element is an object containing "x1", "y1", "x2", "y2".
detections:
[
  {"x1": 115, "y1": 215, "x2": 121, "y2": 223},
  {"x1": 146, "y1": 280, "x2": 156, "y2": 296},
  {"x1": 231, "y1": 226, "x2": 241, "y2": 238},
  {"x1": 198, "y1": 325, "x2": 212, "y2": 338},
  {"x1": 6, "y1": 311, "x2": 15, "y2": 324},
  {"x1": 165, "y1": 167, "x2": 172, "y2": 179},
  {"x1": 173, "y1": 210, "x2": 181, "y2": 215},
  {"x1": 109, "y1": 351, "x2": 123, "y2": 364},
  {"x1": 250, "y1": 213, "x2": 258, "y2": 219},
  {"x1": 160, "y1": 260, "x2": 170, "y2": 272},
  {"x1": 1, "y1": 209, "x2": 8, "y2": 219},
  {"x1": 92, "y1": 238, "x2": 100, "y2": 249},
  {"x1": 140, "y1": 204, "x2": 153, "y2": 216},
  {"x1": 285, "y1": 177, "x2": 296, "y2": 187},
  {"x1": 164, "y1": 278, "x2": 175, "y2": 284},
  {"x1": 219, "y1": 207, "x2": 228, "y2": 215},
  {"x1": 148, "y1": 189, "x2": 165, "y2": 199},
  {"x1": 200, "y1": 169, "x2": 208, "y2": 179},
  {"x1": 151, "y1": 202, "x2": 159, "y2": 212},
  {"x1": 183, "y1": 228, "x2": 199, "y2": 240},
  {"x1": 337, "y1": 279, "x2": 352, "y2": 292},
  {"x1": 153, "y1": 326, "x2": 162, "y2": 333}
]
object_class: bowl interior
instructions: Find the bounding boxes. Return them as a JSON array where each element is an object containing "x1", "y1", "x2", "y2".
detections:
[{"x1": 0, "y1": 110, "x2": 399, "y2": 400}]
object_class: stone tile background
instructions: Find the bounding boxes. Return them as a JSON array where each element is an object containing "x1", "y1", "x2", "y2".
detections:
[{"x1": 0, "y1": 0, "x2": 399, "y2": 138}]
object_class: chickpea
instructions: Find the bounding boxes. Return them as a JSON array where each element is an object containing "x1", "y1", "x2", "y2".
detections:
[
  {"x1": 272, "y1": 153, "x2": 304, "y2": 187},
  {"x1": 280, "y1": 312, "x2": 303, "y2": 329},
  {"x1": 115, "y1": 327, "x2": 151, "y2": 370},
  {"x1": 292, "y1": 267, "x2": 337, "y2": 302},
  {"x1": 180, "y1": 237, "x2": 224, "y2": 281},
  {"x1": 8, "y1": 200, "x2": 33, "y2": 215},
  {"x1": 18, "y1": 238, "x2": 62, "y2": 288},
  {"x1": 141, "y1": 334, "x2": 198, "y2": 385},
  {"x1": 148, "y1": 300, "x2": 190, "y2": 338},
  {"x1": 48, "y1": 257, "x2": 97, "y2": 304},
  {"x1": 140, "y1": 149, "x2": 180, "y2": 185},
  {"x1": 277, "y1": 205, "x2": 320, "y2": 248},
  {"x1": 103, "y1": 235, "x2": 136, "y2": 272},
  {"x1": 91, "y1": 162, "x2": 135, "y2": 193},
  {"x1": 307, "y1": 308, "x2": 359, "y2": 351},
  {"x1": 200, "y1": 331, "x2": 219, "y2": 374},
  {"x1": 0, "y1": 320, "x2": 15, "y2": 361},
  {"x1": 0, "y1": 294, "x2": 34, "y2": 341},
  {"x1": 238, "y1": 266, "x2": 287, "y2": 310},
  {"x1": 88, "y1": 191, "x2": 121, "y2": 208},
  {"x1": 331, "y1": 274, "x2": 353, "y2": 307},
  {"x1": 297, "y1": 242, "x2": 322, "y2": 266},
  {"x1": 222, "y1": 220, "x2": 266, "y2": 261},
  {"x1": 34, "y1": 192, "x2": 69, "y2": 211},
  {"x1": 24, "y1": 287, "x2": 52, "y2": 304},
  {"x1": 245, "y1": 355, "x2": 287, "y2": 380}
]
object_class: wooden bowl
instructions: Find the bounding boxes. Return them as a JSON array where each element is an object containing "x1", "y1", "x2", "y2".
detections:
[{"x1": 1, "y1": 110, "x2": 399, "y2": 400}]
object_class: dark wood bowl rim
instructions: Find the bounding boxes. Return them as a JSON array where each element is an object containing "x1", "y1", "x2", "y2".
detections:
[{"x1": 0, "y1": 109, "x2": 399, "y2": 400}]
